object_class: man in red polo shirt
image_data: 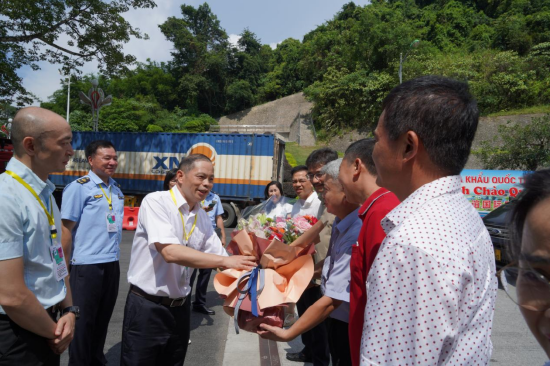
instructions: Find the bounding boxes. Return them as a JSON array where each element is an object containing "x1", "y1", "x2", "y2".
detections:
[{"x1": 338, "y1": 138, "x2": 400, "y2": 366}]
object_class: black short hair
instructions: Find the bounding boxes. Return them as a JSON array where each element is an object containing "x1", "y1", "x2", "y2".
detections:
[
  {"x1": 305, "y1": 148, "x2": 338, "y2": 170},
  {"x1": 163, "y1": 168, "x2": 179, "y2": 191},
  {"x1": 290, "y1": 165, "x2": 308, "y2": 177},
  {"x1": 264, "y1": 181, "x2": 284, "y2": 200},
  {"x1": 381, "y1": 75, "x2": 479, "y2": 175},
  {"x1": 178, "y1": 154, "x2": 212, "y2": 173},
  {"x1": 85, "y1": 140, "x2": 116, "y2": 160},
  {"x1": 344, "y1": 138, "x2": 377, "y2": 176},
  {"x1": 508, "y1": 169, "x2": 550, "y2": 261}
]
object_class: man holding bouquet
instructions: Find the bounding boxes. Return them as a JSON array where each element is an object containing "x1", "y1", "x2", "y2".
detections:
[
  {"x1": 285, "y1": 149, "x2": 338, "y2": 365},
  {"x1": 121, "y1": 154, "x2": 256, "y2": 366},
  {"x1": 259, "y1": 158, "x2": 361, "y2": 366}
]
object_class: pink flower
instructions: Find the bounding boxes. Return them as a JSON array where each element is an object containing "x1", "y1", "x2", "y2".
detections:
[
  {"x1": 276, "y1": 222, "x2": 286, "y2": 229},
  {"x1": 293, "y1": 216, "x2": 313, "y2": 232}
]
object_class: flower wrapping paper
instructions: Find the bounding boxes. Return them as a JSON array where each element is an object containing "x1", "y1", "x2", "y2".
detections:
[{"x1": 214, "y1": 229, "x2": 315, "y2": 333}]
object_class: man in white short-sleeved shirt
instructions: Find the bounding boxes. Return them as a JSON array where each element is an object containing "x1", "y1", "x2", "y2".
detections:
[
  {"x1": 121, "y1": 154, "x2": 256, "y2": 366},
  {"x1": 360, "y1": 76, "x2": 497, "y2": 366},
  {"x1": 290, "y1": 165, "x2": 321, "y2": 218}
]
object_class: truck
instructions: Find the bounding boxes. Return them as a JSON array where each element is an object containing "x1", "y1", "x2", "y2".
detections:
[{"x1": 48, "y1": 132, "x2": 286, "y2": 227}]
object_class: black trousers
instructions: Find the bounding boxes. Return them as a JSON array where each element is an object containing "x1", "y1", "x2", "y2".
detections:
[
  {"x1": 326, "y1": 317, "x2": 352, "y2": 366},
  {"x1": 296, "y1": 286, "x2": 330, "y2": 366},
  {"x1": 68, "y1": 261, "x2": 120, "y2": 366},
  {"x1": 0, "y1": 311, "x2": 59, "y2": 366},
  {"x1": 121, "y1": 290, "x2": 190, "y2": 366},
  {"x1": 189, "y1": 268, "x2": 212, "y2": 307}
]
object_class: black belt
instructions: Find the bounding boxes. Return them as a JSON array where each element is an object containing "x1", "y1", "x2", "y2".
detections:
[{"x1": 130, "y1": 285, "x2": 187, "y2": 307}]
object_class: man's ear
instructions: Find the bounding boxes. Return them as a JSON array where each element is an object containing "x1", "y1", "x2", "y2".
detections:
[
  {"x1": 176, "y1": 169, "x2": 185, "y2": 183},
  {"x1": 402, "y1": 131, "x2": 420, "y2": 163},
  {"x1": 21, "y1": 136, "x2": 37, "y2": 156},
  {"x1": 352, "y1": 158, "x2": 361, "y2": 178}
]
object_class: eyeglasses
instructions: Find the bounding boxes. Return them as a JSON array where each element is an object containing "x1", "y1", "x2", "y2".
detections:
[
  {"x1": 306, "y1": 173, "x2": 324, "y2": 181},
  {"x1": 497, "y1": 262, "x2": 550, "y2": 312}
]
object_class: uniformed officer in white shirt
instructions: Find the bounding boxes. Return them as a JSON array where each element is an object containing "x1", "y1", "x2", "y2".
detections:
[{"x1": 121, "y1": 154, "x2": 256, "y2": 366}]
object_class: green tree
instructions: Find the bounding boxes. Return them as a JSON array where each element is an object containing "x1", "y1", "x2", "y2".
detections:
[
  {"x1": 68, "y1": 110, "x2": 93, "y2": 132},
  {"x1": 304, "y1": 67, "x2": 394, "y2": 133},
  {"x1": 160, "y1": 3, "x2": 230, "y2": 116},
  {"x1": 0, "y1": 0, "x2": 156, "y2": 106},
  {"x1": 477, "y1": 114, "x2": 550, "y2": 171}
]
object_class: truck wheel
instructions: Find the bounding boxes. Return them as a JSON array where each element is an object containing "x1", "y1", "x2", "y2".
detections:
[{"x1": 221, "y1": 202, "x2": 236, "y2": 228}]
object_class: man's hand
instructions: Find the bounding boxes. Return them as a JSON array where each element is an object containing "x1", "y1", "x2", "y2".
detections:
[
  {"x1": 221, "y1": 255, "x2": 257, "y2": 271},
  {"x1": 257, "y1": 323, "x2": 293, "y2": 342},
  {"x1": 47, "y1": 313, "x2": 76, "y2": 355}
]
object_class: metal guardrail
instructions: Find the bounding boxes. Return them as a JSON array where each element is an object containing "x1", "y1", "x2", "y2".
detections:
[{"x1": 210, "y1": 124, "x2": 289, "y2": 133}]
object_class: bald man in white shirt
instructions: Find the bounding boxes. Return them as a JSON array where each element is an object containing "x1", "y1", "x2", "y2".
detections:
[{"x1": 121, "y1": 154, "x2": 256, "y2": 366}]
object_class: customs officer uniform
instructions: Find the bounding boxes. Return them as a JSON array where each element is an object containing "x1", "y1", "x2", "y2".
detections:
[
  {"x1": 0, "y1": 158, "x2": 69, "y2": 365},
  {"x1": 189, "y1": 191, "x2": 224, "y2": 312},
  {"x1": 61, "y1": 171, "x2": 124, "y2": 366}
]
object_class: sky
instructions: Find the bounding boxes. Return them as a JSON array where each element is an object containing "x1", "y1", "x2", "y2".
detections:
[{"x1": 18, "y1": 0, "x2": 370, "y2": 106}]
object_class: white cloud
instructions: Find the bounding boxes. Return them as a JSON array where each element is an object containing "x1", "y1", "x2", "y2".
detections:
[
  {"x1": 228, "y1": 34, "x2": 241, "y2": 48},
  {"x1": 18, "y1": 1, "x2": 179, "y2": 105},
  {"x1": 269, "y1": 41, "x2": 282, "y2": 50}
]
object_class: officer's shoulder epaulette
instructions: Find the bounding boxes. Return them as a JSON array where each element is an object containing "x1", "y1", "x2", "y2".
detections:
[{"x1": 76, "y1": 177, "x2": 90, "y2": 184}]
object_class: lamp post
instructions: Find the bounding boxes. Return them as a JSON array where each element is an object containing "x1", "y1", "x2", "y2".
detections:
[
  {"x1": 398, "y1": 39, "x2": 420, "y2": 84},
  {"x1": 58, "y1": 69, "x2": 71, "y2": 123}
]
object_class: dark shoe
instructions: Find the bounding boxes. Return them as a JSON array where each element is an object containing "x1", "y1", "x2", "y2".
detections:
[
  {"x1": 286, "y1": 351, "x2": 312, "y2": 363},
  {"x1": 192, "y1": 305, "x2": 215, "y2": 315}
]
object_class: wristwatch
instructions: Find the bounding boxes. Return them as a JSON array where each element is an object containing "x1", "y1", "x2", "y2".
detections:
[{"x1": 62, "y1": 306, "x2": 80, "y2": 319}]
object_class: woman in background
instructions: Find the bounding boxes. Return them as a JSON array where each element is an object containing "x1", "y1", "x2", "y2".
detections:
[
  {"x1": 264, "y1": 181, "x2": 293, "y2": 219},
  {"x1": 163, "y1": 168, "x2": 178, "y2": 191},
  {"x1": 500, "y1": 169, "x2": 550, "y2": 365}
]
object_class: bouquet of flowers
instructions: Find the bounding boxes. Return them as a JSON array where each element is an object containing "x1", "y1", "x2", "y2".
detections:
[
  {"x1": 214, "y1": 214, "x2": 317, "y2": 334},
  {"x1": 236, "y1": 213, "x2": 318, "y2": 244}
]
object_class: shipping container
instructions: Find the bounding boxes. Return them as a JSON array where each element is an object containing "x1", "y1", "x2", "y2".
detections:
[{"x1": 48, "y1": 132, "x2": 286, "y2": 226}]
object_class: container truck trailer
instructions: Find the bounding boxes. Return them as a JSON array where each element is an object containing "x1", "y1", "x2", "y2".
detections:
[{"x1": 46, "y1": 132, "x2": 286, "y2": 227}]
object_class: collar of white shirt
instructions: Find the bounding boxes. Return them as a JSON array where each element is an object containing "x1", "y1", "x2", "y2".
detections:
[
  {"x1": 301, "y1": 191, "x2": 318, "y2": 208},
  {"x1": 170, "y1": 186, "x2": 200, "y2": 215},
  {"x1": 383, "y1": 175, "x2": 462, "y2": 234}
]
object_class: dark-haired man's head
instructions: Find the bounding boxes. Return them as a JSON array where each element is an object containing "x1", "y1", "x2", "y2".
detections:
[
  {"x1": 305, "y1": 147, "x2": 338, "y2": 194},
  {"x1": 85, "y1": 140, "x2": 118, "y2": 184},
  {"x1": 11, "y1": 107, "x2": 73, "y2": 181},
  {"x1": 176, "y1": 154, "x2": 214, "y2": 207},
  {"x1": 372, "y1": 75, "x2": 479, "y2": 201},
  {"x1": 339, "y1": 138, "x2": 379, "y2": 205},
  {"x1": 291, "y1": 165, "x2": 314, "y2": 200}
]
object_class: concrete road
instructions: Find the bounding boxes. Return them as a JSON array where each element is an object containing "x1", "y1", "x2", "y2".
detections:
[
  {"x1": 61, "y1": 229, "x2": 231, "y2": 366},
  {"x1": 60, "y1": 229, "x2": 548, "y2": 365}
]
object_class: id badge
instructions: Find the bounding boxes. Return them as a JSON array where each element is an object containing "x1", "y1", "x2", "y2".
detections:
[
  {"x1": 50, "y1": 243, "x2": 68, "y2": 281},
  {"x1": 106, "y1": 212, "x2": 118, "y2": 232}
]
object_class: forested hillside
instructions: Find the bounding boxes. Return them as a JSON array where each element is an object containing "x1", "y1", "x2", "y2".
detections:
[{"x1": 41, "y1": 0, "x2": 550, "y2": 134}]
